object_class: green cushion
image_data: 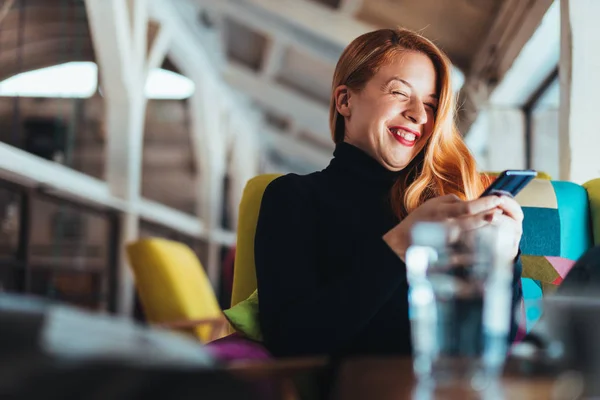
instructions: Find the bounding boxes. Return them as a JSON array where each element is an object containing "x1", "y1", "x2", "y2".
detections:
[
  {"x1": 520, "y1": 255, "x2": 576, "y2": 330},
  {"x1": 583, "y1": 178, "x2": 600, "y2": 245},
  {"x1": 223, "y1": 290, "x2": 263, "y2": 342}
]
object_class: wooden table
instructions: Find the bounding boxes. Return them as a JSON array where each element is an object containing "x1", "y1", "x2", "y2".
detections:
[{"x1": 330, "y1": 357, "x2": 568, "y2": 400}]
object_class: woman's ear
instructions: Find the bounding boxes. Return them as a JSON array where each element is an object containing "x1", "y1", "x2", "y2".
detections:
[{"x1": 334, "y1": 85, "x2": 352, "y2": 118}]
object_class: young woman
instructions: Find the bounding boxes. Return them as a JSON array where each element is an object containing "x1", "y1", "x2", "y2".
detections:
[{"x1": 255, "y1": 28, "x2": 523, "y2": 358}]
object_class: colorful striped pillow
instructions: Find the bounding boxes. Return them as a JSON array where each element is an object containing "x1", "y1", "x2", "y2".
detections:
[
  {"x1": 513, "y1": 179, "x2": 592, "y2": 331},
  {"x1": 520, "y1": 255, "x2": 576, "y2": 331}
]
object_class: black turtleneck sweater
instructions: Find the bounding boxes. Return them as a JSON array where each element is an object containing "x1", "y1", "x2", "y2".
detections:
[{"x1": 255, "y1": 142, "x2": 522, "y2": 358}]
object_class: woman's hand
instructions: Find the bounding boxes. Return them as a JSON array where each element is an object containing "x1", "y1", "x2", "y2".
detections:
[
  {"x1": 486, "y1": 195, "x2": 524, "y2": 261},
  {"x1": 383, "y1": 194, "x2": 505, "y2": 261}
]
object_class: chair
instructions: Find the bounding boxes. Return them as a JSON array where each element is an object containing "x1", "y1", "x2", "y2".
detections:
[
  {"x1": 505, "y1": 178, "x2": 599, "y2": 331},
  {"x1": 126, "y1": 238, "x2": 228, "y2": 343},
  {"x1": 231, "y1": 174, "x2": 283, "y2": 308},
  {"x1": 127, "y1": 238, "x2": 327, "y2": 400},
  {"x1": 230, "y1": 173, "x2": 600, "y2": 336}
]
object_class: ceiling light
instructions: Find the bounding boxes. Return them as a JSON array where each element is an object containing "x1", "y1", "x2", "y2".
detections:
[{"x1": 0, "y1": 62, "x2": 195, "y2": 100}]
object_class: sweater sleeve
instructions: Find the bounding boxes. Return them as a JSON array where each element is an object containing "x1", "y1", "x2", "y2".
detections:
[{"x1": 254, "y1": 175, "x2": 406, "y2": 357}]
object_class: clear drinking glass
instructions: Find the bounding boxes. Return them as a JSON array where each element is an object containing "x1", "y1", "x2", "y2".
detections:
[{"x1": 406, "y1": 222, "x2": 514, "y2": 388}]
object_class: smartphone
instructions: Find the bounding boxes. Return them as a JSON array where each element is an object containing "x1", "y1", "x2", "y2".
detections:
[{"x1": 479, "y1": 169, "x2": 537, "y2": 198}]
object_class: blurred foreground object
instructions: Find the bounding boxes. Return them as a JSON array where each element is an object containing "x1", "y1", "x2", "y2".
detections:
[
  {"x1": 0, "y1": 293, "x2": 256, "y2": 399},
  {"x1": 407, "y1": 222, "x2": 514, "y2": 386},
  {"x1": 511, "y1": 245, "x2": 600, "y2": 397}
]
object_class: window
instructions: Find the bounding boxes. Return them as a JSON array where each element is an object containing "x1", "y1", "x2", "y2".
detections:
[{"x1": 524, "y1": 69, "x2": 559, "y2": 179}]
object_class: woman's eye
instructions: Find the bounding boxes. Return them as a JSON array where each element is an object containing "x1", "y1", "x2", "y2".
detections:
[
  {"x1": 425, "y1": 103, "x2": 437, "y2": 111},
  {"x1": 392, "y1": 91, "x2": 408, "y2": 98}
]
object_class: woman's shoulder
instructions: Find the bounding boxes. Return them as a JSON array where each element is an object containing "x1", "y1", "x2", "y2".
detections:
[{"x1": 263, "y1": 172, "x2": 324, "y2": 203}]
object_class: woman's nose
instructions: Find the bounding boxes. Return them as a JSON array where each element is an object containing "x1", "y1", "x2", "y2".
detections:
[{"x1": 403, "y1": 100, "x2": 427, "y2": 125}]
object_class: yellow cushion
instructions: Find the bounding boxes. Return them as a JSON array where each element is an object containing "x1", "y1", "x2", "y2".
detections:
[
  {"x1": 231, "y1": 174, "x2": 282, "y2": 307},
  {"x1": 583, "y1": 178, "x2": 600, "y2": 245},
  {"x1": 126, "y1": 238, "x2": 222, "y2": 342},
  {"x1": 515, "y1": 179, "x2": 558, "y2": 209}
]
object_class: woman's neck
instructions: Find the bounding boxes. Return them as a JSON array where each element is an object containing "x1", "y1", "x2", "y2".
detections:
[{"x1": 328, "y1": 142, "x2": 402, "y2": 185}]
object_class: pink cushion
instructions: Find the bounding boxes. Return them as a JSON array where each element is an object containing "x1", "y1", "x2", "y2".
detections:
[{"x1": 205, "y1": 333, "x2": 271, "y2": 362}]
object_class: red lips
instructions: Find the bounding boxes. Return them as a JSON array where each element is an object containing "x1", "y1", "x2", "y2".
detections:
[{"x1": 388, "y1": 126, "x2": 420, "y2": 147}]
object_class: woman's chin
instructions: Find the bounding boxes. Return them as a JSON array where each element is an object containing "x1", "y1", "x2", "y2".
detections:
[
  {"x1": 384, "y1": 150, "x2": 415, "y2": 171},
  {"x1": 382, "y1": 157, "x2": 410, "y2": 172}
]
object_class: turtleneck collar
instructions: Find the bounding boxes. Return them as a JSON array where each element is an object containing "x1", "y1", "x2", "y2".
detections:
[{"x1": 327, "y1": 142, "x2": 402, "y2": 186}]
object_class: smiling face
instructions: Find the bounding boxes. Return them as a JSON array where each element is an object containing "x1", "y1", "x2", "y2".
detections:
[{"x1": 334, "y1": 51, "x2": 439, "y2": 171}]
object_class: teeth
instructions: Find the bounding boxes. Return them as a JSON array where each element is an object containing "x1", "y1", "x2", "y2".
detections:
[
  {"x1": 390, "y1": 128, "x2": 417, "y2": 142},
  {"x1": 401, "y1": 132, "x2": 416, "y2": 141}
]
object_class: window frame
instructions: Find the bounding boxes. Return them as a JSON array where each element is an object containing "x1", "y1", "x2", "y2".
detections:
[{"x1": 522, "y1": 66, "x2": 559, "y2": 169}]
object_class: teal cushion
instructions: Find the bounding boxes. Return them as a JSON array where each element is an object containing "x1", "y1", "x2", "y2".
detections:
[
  {"x1": 521, "y1": 208, "x2": 560, "y2": 256},
  {"x1": 553, "y1": 181, "x2": 592, "y2": 260},
  {"x1": 522, "y1": 279, "x2": 543, "y2": 331}
]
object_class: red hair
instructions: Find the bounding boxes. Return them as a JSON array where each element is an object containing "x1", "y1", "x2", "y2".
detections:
[{"x1": 329, "y1": 28, "x2": 488, "y2": 218}]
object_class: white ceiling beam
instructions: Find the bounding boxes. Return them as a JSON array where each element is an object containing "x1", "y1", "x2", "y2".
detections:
[
  {"x1": 212, "y1": 229, "x2": 236, "y2": 247},
  {"x1": 174, "y1": 1, "x2": 336, "y2": 151},
  {"x1": 198, "y1": 0, "x2": 345, "y2": 63},
  {"x1": 288, "y1": 120, "x2": 301, "y2": 138},
  {"x1": 203, "y1": 0, "x2": 465, "y2": 78},
  {"x1": 86, "y1": 0, "x2": 157, "y2": 316},
  {"x1": 158, "y1": 0, "x2": 335, "y2": 212},
  {"x1": 138, "y1": 199, "x2": 235, "y2": 246},
  {"x1": 242, "y1": 0, "x2": 370, "y2": 51},
  {"x1": 0, "y1": 142, "x2": 128, "y2": 211},
  {"x1": 0, "y1": 141, "x2": 225, "y2": 245},
  {"x1": 145, "y1": 21, "x2": 172, "y2": 74},
  {"x1": 227, "y1": 115, "x2": 260, "y2": 230},
  {"x1": 138, "y1": 199, "x2": 205, "y2": 237},
  {"x1": 151, "y1": 0, "x2": 247, "y2": 280},
  {"x1": 263, "y1": 127, "x2": 331, "y2": 169},
  {"x1": 187, "y1": 73, "x2": 228, "y2": 285},
  {"x1": 85, "y1": 0, "x2": 133, "y2": 100},
  {"x1": 460, "y1": 0, "x2": 554, "y2": 135},
  {"x1": 150, "y1": 0, "x2": 220, "y2": 82},
  {"x1": 261, "y1": 38, "x2": 287, "y2": 80},
  {"x1": 489, "y1": 1, "x2": 559, "y2": 107},
  {"x1": 129, "y1": 0, "x2": 149, "y2": 77},
  {"x1": 224, "y1": 63, "x2": 330, "y2": 141},
  {"x1": 338, "y1": 0, "x2": 362, "y2": 17},
  {"x1": 469, "y1": 0, "x2": 554, "y2": 83}
]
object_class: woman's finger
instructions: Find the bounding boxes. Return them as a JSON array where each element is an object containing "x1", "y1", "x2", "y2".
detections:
[
  {"x1": 488, "y1": 213, "x2": 522, "y2": 258},
  {"x1": 453, "y1": 211, "x2": 492, "y2": 231},
  {"x1": 496, "y1": 196, "x2": 524, "y2": 222},
  {"x1": 484, "y1": 209, "x2": 503, "y2": 223},
  {"x1": 442, "y1": 196, "x2": 503, "y2": 218}
]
